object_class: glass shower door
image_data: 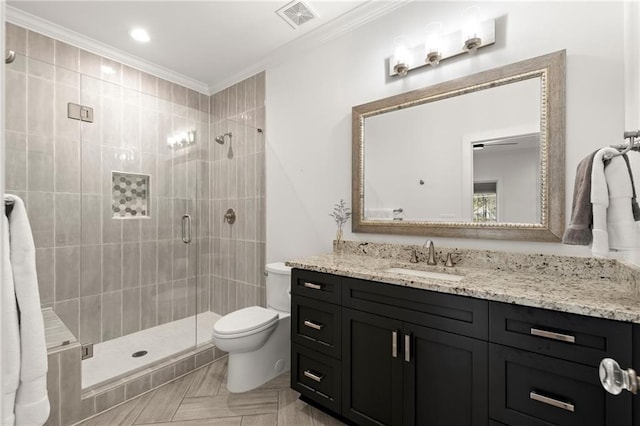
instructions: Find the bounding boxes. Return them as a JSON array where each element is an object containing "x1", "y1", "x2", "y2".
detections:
[{"x1": 78, "y1": 64, "x2": 201, "y2": 388}]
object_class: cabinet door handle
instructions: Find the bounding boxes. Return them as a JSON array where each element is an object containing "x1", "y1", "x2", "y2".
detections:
[
  {"x1": 304, "y1": 320, "x2": 324, "y2": 330},
  {"x1": 529, "y1": 391, "x2": 575, "y2": 412},
  {"x1": 530, "y1": 327, "x2": 576, "y2": 343},
  {"x1": 392, "y1": 330, "x2": 398, "y2": 358},
  {"x1": 303, "y1": 370, "x2": 324, "y2": 383},
  {"x1": 404, "y1": 334, "x2": 411, "y2": 362},
  {"x1": 303, "y1": 282, "x2": 323, "y2": 290}
]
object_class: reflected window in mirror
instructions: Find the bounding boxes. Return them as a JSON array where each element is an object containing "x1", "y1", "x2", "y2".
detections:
[{"x1": 473, "y1": 181, "x2": 497, "y2": 223}]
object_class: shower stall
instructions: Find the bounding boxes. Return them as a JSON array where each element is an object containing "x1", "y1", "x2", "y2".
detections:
[{"x1": 5, "y1": 23, "x2": 266, "y2": 392}]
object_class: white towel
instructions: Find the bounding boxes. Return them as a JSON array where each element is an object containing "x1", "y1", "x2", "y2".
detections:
[
  {"x1": 4, "y1": 195, "x2": 50, "y2": 425},
  {"x1": 2, "y1": 216, "x2": 20, "y2": 426},
  {"x1": 364, "y1": 208, "x2": 394, "y2": 219},
  {"x1": 591, "y1": 149, "x2": 640, "y2": 257}
]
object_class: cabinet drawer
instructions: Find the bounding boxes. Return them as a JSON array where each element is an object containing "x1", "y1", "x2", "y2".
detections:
[
  {"x1": 489, "y1": 302, "x2": 632, "y2": 366},
  {"x1": 489, "y1": 344, "x2": 631, "y2": 426},
  {"x1": 292, "y1": 295, "x2": 341, "y2": 358},
  {"x1": 343, "y1": 277, "x2": 488, "y2": 339},
  {"x1": 292, "y1": 269, "x2": 341, "y2": 304},
  {"x1": 292, "y1": 343, "x2": 341, "y2": 414}
]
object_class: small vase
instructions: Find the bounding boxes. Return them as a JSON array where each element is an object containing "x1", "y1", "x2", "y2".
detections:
[{"x1": 333, "y1": 229, "x2": 344, "y2": 254}]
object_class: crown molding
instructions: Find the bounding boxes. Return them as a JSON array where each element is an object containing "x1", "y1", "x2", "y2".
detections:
[
  {"x1": 207, "y1": 0, "x2": 413, "y2": 94},
  {"x1": 6, "y1": 5, "x2": 210, "y2": 94}
]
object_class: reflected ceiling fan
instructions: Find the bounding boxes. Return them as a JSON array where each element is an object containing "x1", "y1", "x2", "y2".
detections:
[
  {"x1": 472, "y1": 141, "x2": 518, "y2": 150},
  {"x1": 472, "y1": 132, "x2": 539, "y2": 150}
]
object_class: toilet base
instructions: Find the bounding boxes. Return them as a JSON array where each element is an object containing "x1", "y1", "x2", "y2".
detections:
[{"x1": 225, "y1": 316, "x2": 291, "y2": 393}]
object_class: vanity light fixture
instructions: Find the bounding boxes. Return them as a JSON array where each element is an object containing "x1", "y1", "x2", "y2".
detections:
[
  {"x1": 167, "y1": 130, "x2": 196, "y2": 150},
  {"x1": 100, "y1": 65, "x2": 116, "y2": 75},
  {"x1": 130, "y1": 28, "x2": 150, "y2": 43},
  {"x1": 388, "y1": 11, "x2": 495, "y2": 77}
]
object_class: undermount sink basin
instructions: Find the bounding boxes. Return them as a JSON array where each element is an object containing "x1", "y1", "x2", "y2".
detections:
[{"x1": 384, "y1": 267, "x2": 465, "y2": 282}]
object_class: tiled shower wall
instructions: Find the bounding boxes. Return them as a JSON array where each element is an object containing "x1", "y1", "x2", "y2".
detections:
[
  {"x1": 4, "y1": 23, "x2": 222, "y2": 345},
  {"x1": 209, "y1": 74, "x2": 267, "y2": 315}
]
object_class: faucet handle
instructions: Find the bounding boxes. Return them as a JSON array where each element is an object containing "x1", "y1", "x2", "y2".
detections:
[
  {"x1": 403, "y1": 248, "x2": 419, "y2": 263},
  {"x1": 444, "y1": 251, "x2": 461, "y2": 267}
]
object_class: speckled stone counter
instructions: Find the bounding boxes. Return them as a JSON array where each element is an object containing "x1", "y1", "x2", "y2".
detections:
[{"x1": 286, "y1": 241, "x2": 640, "y2": 324}]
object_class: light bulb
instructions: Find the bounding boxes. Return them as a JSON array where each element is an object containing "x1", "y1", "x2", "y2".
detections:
[
  {"x1": 462, "y1": 6, "x2": 482, "y2": 53},
  {"x1": 424, "y1": 22, "x2": 443, "y2": 66},
  {"x1": 393, "y1": 35, "x2": 411, "y2": 76}
]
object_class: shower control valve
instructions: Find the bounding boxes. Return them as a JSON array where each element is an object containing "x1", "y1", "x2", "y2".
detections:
[{"x1": 224, "y1": 208, "x2": 236, "y2": 225}]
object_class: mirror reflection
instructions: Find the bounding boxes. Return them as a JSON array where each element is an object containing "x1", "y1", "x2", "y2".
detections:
[{"x1": 363, "y1": 76, "x2": 542, "y2": 223}]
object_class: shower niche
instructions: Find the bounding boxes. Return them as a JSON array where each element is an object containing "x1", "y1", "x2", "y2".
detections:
[{"x1": 111, "y1": 172, "x2": 150, "y2": 218}]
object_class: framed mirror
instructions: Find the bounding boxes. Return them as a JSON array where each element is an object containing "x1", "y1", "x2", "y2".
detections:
[{"x1": 352, "y1": 50, "x2": 565, "y2": 241}]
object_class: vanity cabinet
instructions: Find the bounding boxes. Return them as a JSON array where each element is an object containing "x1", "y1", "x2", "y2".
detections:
[
  {"x1": 290, "y1": 268, "x2": 635, "y2": 426},
  {"x1": 291, "y1": 268, "x2": 488, "y2": 426}
]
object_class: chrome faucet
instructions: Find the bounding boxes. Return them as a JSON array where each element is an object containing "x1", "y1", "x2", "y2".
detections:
[{"x1": 423, "y1": 240, "x2": 437, "y2": 265}]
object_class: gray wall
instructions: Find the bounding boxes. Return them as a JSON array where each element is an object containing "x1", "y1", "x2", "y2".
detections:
[
  {"x1": 209, "y1": 73, "x2": 267, "y2": 315},
  {"x1": 5, "y1": 23, "x2": 265, "y2": 345}
]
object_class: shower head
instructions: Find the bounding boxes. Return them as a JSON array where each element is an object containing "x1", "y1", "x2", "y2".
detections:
[{"x1": 215, "y1": 132, "x2": 232, "y2": 145}]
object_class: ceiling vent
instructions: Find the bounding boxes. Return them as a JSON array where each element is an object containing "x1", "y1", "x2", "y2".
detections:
[{"x1": 276, "y1": 1, "x2": 318, "y2": 29}]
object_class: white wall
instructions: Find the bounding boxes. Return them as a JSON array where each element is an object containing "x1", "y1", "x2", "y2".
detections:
[
  {"x1": 473, "y1": 145, "x2": 539, "y2": 223},
  {"x1": 266, "y1": 1, "x2": 626, "y2": 263}
]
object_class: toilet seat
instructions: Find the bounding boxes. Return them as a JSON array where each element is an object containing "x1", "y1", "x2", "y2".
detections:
[{"x1": 213, "y1": 306, "x2": 279, "y2": 338}]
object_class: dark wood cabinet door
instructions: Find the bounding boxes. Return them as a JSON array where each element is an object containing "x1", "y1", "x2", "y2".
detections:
[
  {"x1": 403, "y1": 323, "x2": 488, "y2": 426},
  {"x1": 342, "y1": 308, "x2": 403, "y2": 426}
]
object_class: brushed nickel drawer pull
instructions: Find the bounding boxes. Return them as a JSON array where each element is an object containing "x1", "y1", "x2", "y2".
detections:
[
  {"x1": 530, "y1": 327, "x2": 576, "y2": 343},
  {"x1": 303, "y1": 282, "x2": 323, "y2": 290},
  {"x1": 392, "y1": 330, "x2": 398, "y2": 358},
  {"x1": 530, "y1": 391, "x2": 575, "y2": 412},
  {"x1": 304, "y1": 320, "x2": 324, "y2": 330},
  {"x1": 303, "y1": 370, "x2": 324, "y2": 383},
  {"x1": 404, "y1": 334, "x2": 411, "y2": 362}
]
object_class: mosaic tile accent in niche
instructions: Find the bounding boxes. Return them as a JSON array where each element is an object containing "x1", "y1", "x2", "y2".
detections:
[{"x1": 112, "y1": 172, "x2": 149, "y2": 218}]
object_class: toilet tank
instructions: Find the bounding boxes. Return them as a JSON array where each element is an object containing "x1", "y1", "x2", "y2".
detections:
[{"x1": 265, "y1": 262, "x2": 292, "y2": 313}]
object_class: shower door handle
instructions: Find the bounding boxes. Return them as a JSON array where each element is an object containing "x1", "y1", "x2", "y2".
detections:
[{"x1": 182, "y1": 214, "x2": 192, "y2": 244}]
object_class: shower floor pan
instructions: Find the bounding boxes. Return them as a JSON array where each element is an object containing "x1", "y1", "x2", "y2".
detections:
[{"x1": 82, "y1": 311, "x2": 220, "y2": 390}]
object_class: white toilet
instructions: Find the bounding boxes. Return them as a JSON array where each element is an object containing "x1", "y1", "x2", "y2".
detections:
[{"x1": 211, "y1": 262, "x2": 292, "y2": 393}]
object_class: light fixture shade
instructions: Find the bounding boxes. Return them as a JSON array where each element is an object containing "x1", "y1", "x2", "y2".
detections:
[
  {"x1": 424, "y1": 22, "x2": 443, "y2": 66},
  {"x1": 462, "y1": 6, "x2": 482, "y2": 53},
  {"x1": 393, "y1": 35, "x2": 411, "y2": 76}
]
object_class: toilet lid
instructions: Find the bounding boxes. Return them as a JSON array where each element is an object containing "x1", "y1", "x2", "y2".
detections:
[
  {"x1": 213, "y1": 306, "x2": 279, "y2": 336},
  {"x1": 266, "y1": 262, "x2": 291, "y2": 274}
]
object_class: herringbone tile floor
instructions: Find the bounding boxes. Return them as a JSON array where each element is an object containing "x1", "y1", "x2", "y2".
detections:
[{"x1": 78, "y1": 357, "x2": 346, "y2": 426}]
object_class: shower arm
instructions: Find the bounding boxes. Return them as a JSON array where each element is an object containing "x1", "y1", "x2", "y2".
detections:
[{"x1": 5, "y1": 50, "x2": 16, "y2": 64}]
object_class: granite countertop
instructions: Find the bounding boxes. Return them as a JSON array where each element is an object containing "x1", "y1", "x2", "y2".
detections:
[{"x1": 286, "y1": 251, "x2": 640, "y2": 324}]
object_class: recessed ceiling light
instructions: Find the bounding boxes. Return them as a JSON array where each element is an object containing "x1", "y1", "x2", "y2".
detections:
[{"x1": 130, "y1": 28, "x2": 150, "y2": 43}]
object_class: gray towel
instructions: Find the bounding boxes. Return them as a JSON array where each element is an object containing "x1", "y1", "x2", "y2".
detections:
[{"x1": 562, "y1": 150, "x2": 598, "y2": 245}]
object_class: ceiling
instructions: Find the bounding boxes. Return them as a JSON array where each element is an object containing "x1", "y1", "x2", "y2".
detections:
[{"x1": 6, "y1": 0, "x2": 406, "y2": 94}]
